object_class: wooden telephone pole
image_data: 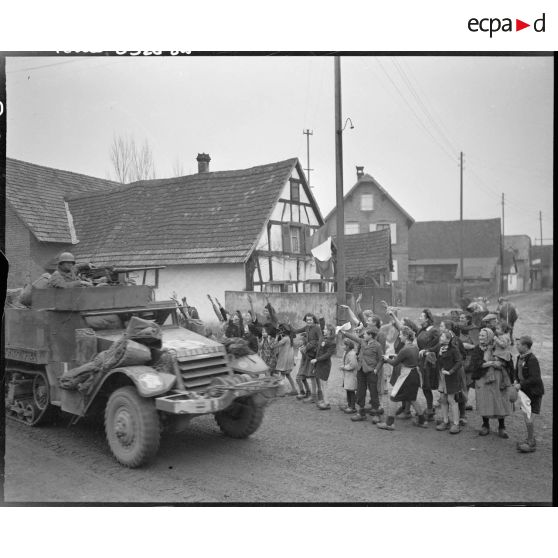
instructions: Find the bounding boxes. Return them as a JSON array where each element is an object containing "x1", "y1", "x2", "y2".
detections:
[
  {"x1": 334, "y1": 56, "x2": 345, "y2": 306},
  {"x1": 303, "y1": 129, "x2": 313, "y2": 188},
  {"x1": 459, "y1": 152, "x2": 464, "y2": 298}
]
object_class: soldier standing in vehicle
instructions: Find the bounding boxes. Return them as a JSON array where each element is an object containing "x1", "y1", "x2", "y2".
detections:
[{"x1": 48, "y1": 252, "x2": 93, "y2": 288}]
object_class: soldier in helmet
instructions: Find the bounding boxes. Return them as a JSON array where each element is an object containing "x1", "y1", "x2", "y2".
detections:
[{"x1": 47, "y1": 252, "x2": 93, "y2": 288}]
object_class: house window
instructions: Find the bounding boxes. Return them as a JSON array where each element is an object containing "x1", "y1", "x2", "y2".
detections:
[
  {"x1": 361, "y1": 194, "x2": 374, "y2": 211},
  {"x1": 290, "y1": 227, "x2": 301, "y2": 253},
  {"x1": 290, "y1": 180, "x2": 300, "y2": 202},
  {"x1": 345, "y1": 222, "x2": 359, "y2": 235},
  {"x1": 391, "y1": 259, "x2": 398, "y2": 281},
  {"x1": 372, "y1": 222, "x2": 397, "y2": 244}
]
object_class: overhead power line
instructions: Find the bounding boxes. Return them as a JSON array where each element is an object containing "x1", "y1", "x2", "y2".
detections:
[{"x1": 374, "y1": 57, "x2": 457, "y2": 164}]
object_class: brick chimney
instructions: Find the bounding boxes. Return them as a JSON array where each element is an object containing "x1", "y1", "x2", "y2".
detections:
[
  {"x1": 196, "y1": 153, "x2": 211, "y2": 173},
  {"x1": 356, "y1": 166, "x2": 364, "y2": 179}
]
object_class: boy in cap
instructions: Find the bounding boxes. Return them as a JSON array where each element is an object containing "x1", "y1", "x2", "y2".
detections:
[{"x1": 514, "y1": 335, "x2": 545, "y2": 453}]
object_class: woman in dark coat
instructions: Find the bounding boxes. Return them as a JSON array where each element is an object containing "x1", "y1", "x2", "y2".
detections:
[
  {"x1": 416, "y1": 309, "x2": 440, "y2": 421},
  {"x1": 311, "y1": 324, "x2": 337, "y2": 410},
  {"x1": 435, "y1": 330, "x2": 463, "y2": 434},
  {"x1": 294, "y1": 313, "x2": 322, "y2": 402}
]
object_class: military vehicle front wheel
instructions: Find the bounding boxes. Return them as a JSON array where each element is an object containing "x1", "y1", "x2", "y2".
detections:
[
  {"x1": 214, "y1": 395, "x2": 264, "y2": 438},
  {"x1": 104, "y1": 386, "x2": 160, "y2": 468}
]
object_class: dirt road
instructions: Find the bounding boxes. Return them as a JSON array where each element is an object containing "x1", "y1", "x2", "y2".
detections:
[{"x1": 3, "y1": 291, "x2": 553, "y2": 504}]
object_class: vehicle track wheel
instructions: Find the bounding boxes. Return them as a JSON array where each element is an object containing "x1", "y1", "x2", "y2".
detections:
[
  {"x1": 214, "y1": 395, "x2": 265, "y2": 439},
  {"x1": 104, "y1": 386, "x2": 160, "y2": 468},
  {"x1": 31, "y1": 371, "x2": 58, "y2": 425}
]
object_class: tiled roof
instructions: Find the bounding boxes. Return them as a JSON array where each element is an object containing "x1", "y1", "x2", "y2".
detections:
[
  {"x1": 340, "y1": 229, "x2": 392, "y2": 278},
  {"x1": 6, "y1": 158, "x2": 119, "y2": 243},
  {"x1": 67, "y1": 158, "x2": 300, "y2": 266},
  {"x1": 409, "y1": 219, "x2": 501, "y2": 260},
  {"x1": 325, "y1": 173, "x2": 415, "y2": 225}
]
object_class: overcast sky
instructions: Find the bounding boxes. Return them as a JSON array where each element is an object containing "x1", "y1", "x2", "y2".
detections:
[{"x1": 6, "y1": 55, "x2": 553, "y2": 244}]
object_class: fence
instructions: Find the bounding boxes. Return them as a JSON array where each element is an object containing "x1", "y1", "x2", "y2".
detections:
[
  {"x1": 225, "y1": 291, "x2": 356, "y2": 327},
  {"x1": 405, "y1": 281, "x2": 498, "y2": 308}
]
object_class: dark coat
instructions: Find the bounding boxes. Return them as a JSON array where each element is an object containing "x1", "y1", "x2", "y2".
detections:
[
  {"x1": 437, "y1": 344, "x2": 463, "y2": 394},
  {"x1": 313, "y1": 338, "x2": 337, "y2": 381},
  {"x1": 514, "y1": 353, "x2": 544, "y2": 397}
]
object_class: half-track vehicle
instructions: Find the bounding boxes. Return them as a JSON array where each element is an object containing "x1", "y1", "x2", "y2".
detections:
[{"x1": 5, "y1": 285, "x2": 276, "y2": 467}]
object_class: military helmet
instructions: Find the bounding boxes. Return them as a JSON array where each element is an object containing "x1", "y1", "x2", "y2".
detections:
[{"x1": 57, "y1": 252, "x2": 75, "y2": 264}]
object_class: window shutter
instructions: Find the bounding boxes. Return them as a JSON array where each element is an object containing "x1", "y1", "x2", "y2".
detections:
[
  {"x1": 369, "y1": 223, "x2": 376, "y2": 232},
  {"x1": 281, "y1": 223, "x2": 291, "y2": 253}
]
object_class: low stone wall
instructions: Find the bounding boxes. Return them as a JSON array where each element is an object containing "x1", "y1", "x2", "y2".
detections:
[{"x1": 224, "y1": 291, "x2": 356, "y2": 328}]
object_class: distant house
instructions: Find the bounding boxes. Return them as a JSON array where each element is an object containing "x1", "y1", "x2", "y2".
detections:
[
  {"x1": 343, "y1": 228, "x2": 393, "y2": 288},
  {"x1": 62, "y1": 155, "x2": 326, "y2": 320},
  {"x1": 408, "y1": 219, "x2": 502, "y2": 290},
  {"x1": 504, "y1": 235, "x2": 531, "y2": 292},
  {"x1": 531, "y1": 244, "x2": 553, "y2": 289},
  {"x1": 323, "y1": 166, "x2": 415, "y2": 303},
  {"x1": 502, "y1": 249, "x2": 519, "y2": 293},
  {"x1": 5, "y1": 158, "x2": 119, "y2": 288}
]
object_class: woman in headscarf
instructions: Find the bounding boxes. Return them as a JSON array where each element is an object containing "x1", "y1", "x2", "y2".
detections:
[
  {"x1": 470, "y1": 327, "x2": 512, "y2": 438},
  {"x1": 416, "y1": 309, "x2": 440, "y2": 421}
]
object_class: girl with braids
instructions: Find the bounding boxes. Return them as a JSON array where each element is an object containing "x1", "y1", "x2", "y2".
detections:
[
  {"x1": 416, "y1": 309, "x2": 440, "y2": 421},
  {"x1": 439, "y1": 319, "x2": 469, "y2": 425},
  {"x1": 376, "y1": 325, "x2": 427, "y2": 430},
  {"x1": 435, "y1": 330, "x2": 463, "y2": 434},
  {"x1": 470, "y1": 327, "x2": 512, "y2": 438}
]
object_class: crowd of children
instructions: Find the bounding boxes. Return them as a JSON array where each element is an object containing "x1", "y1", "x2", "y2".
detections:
[{"x1": 205, "y1": 293, "x2": 544, "y2": 454}]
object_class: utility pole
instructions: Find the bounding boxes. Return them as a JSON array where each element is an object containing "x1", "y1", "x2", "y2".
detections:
[
  {"x1": 539, "y1": 211, "x2": 543, "y2": 246},
  {"x1": 303, "y1": 129, "x2": 314, "y2": 187},
  {"x1": 459, "y1": 152, "x2": 464, "y2": 299},
  {"x1": 500, "y1": 193, "x2": 505, "y2": 297},
  {"x1": 334, "y1": 56, "x2": 346, "y2": 306}
]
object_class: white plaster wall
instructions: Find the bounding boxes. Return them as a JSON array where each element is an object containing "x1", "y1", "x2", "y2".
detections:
[
  {"x1": 155, "y1": 264, "x2": 246, "y2": 321},
  {"x1": 270, "y1": 201, "x2": 285, "y2": 221},
  {"x1": 258, "y1": 256, "x2": 270, "y2": 282},
  {"x1": 270, "y1": 224, "x2": 283, "y2": 251},
  {"x1": 255, "y1": 223, "x2": 269, "y2": 250}
]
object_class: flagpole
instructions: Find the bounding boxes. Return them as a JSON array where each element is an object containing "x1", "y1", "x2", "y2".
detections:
[{"x1": 334, "y1": 56, "x2": 345, "y2": 307}]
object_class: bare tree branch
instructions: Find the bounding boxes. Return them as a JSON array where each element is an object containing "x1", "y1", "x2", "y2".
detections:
[
  {"x1": 171, "y1": 156, "x2": 184, "y2": 177},
  {"x1": 110, "y1": 134, "x2": 156, "y2": 183}
]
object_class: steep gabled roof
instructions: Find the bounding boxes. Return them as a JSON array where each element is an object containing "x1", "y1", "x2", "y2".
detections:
[
  {"x1": 6, "y1": 158, "x2": 119, "y2": 243},
  {"x1": 339, "y1": 229, "x2": 392, "y2": 278},
  {"x1": 325, "y1": 173, "x2": 415, "y2": 225},
  {"x1": 67, "y1": 158, "x2": 301, "y2": 266},
  {"x1": 409, "y1": 219, "x2": 501, "y2": 260}
]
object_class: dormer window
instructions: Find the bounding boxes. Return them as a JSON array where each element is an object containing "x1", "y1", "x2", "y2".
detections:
[{"x1": 361, "y1": 194, "x2": 374, "y2": 211}]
